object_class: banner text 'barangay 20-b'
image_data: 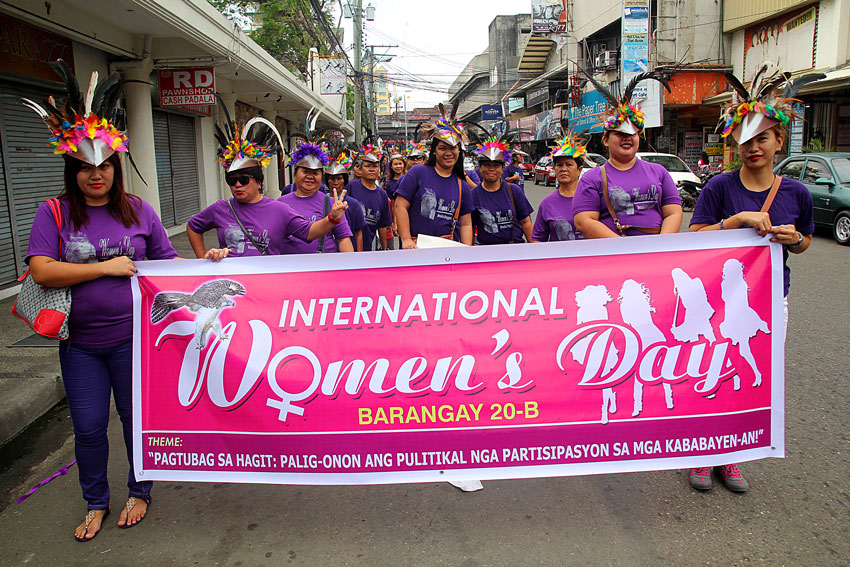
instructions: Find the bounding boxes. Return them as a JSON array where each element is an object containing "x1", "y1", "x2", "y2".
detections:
[{"x1": 132, "y1": 230, "x2": 785, "y2": 485}]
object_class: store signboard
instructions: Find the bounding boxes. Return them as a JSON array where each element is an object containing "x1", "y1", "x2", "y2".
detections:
[
  {"x1": 789, "y1": 102, "x2": 805, "y2": 154},
  {"x1": 531, "y1": 0, "x2": 568, "y2": 35},
  {"x1": 508, "y1": 97, "x2": 525, "y2": 113},
  {"x1": 526, "y1": 84, "x2": 550, "y2": 109},
  {"x1": 621, "y1": 0, "x2": 661, "y2": 129},
  {"x1": 319, "y1": 57, "x2": 347, "y2": 94},
  {"x1": 568, "y1": 90, "x2": 606, "y2": 134},
  {"x1": 0, "y1": 14, "x2": 74, "y2": 81},
  {"x1": 744, "y1": 5, "x2": 817, "y2": 83},
  {"x1": 481, "y1": 105, "x2": 504, "y2": 121},
  {"x1": 158, "y1": 68, "x2": 216, "y2": 106}
]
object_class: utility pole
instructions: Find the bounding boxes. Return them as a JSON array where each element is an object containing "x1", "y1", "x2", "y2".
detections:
[
  {"x1": 365, "y1": 44, "x2": 396, "y2": 143},
  {"x1": 353, "y1": 0, "x2": 363, "y2": 145}
]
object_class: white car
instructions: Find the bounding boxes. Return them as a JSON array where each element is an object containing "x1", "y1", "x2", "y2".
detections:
[{"x1": 636, "y1": 152, "x2": 700, "y2": 185}]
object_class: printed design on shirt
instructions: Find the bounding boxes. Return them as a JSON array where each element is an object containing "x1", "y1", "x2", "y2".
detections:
[
  {"x1": 608, "y1": 184, "x2": 660, "y2": 216},
  {"x1": 420, "y1": 188, "x2": 438, "y2": 220},
  {"x1": 476, "y1": 207, "x2": 499, "y2": 234},
  {"x1": 224, "y1": 223, "x2": 271, "y2": 254},
  {"x1": 477, "y1": 207, "x2": 515, "y2": 234},
  {"x1": 360, "y1": 202, "x2": 382, "y2": 227},
  {"x1": 553, "y1": 219, "x2": 581, "y2": 241},
  {"x1": 65, "y1": 232, "x2": 135, "y2": 263}
]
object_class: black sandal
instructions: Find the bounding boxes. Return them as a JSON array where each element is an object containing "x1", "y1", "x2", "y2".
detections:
[
  {"x1": 118, "y1": 495, "x2": 151, "y2": 529},
  {"x1": 74, "y1": 508, "x2": 110, "y2": 542}
]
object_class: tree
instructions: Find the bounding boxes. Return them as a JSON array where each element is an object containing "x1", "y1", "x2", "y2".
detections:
[{"x1": 208, "y1": 0, "x2": 335, "y2": 78}]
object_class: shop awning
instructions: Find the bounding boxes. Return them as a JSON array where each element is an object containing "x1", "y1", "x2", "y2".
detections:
[{"x1": 518, "y1": 35, "x2": 555, "y2": 75}]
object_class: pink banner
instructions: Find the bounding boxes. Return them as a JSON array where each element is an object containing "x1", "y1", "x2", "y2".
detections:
[{"x1": 132, "y1": 231, "x2": 785, "y2": 484}]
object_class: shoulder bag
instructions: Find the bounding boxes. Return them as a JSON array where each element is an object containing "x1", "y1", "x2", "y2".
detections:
[
  {"x1": 12, "y1": 198, "x2": 72, "y2": 340},
  {"x1": 227, "y1": 199, "x2": 268, "y2": 255}
]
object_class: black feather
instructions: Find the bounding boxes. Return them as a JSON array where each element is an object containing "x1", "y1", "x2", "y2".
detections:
[
  {"x1": 756, "y1": 72, "x2": 791, "y2": 101},
  {"x1": 90, "y1": 72, "x2": 121, "y2": 116},
  {"x1": 748, "y1": 62, "x2": 771, "y2": 99},
  {"x1": 211, "y1": 91, "x2": 235, "y2": 138},
  {"x1": 449, "y1": 100, "x2": 459, "y2": 120},
  {"x1": 463, "y1": 121, "x2": 491, "y2": 144},
  {"x1": 412, "y1": 121, "x2": 426, "y2": 142},
  {"x1": 438, "y1": 103, "x2": 447, "y2": 119},
  {"x1": 49, "y1": 59, "x2": 83, "y2": 114},
  {"x1": 579, "y1": 68, "x2": 620, "y2": 108},
  {"x1": 622, "y1": 71, "x2": 670, "y2": 104},
  {"x1": 782, "y1": 73, "x2": 826, "y2": 99},
  {"x1": 125, "y1": 147, "x2": 147, "y2": 186},
  {"x1": 724, "y1": 72, "x2": 751, "y2": 101}
]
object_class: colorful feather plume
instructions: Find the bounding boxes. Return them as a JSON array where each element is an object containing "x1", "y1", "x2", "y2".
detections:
[
  {"x1": 580, "y1": 68, "x2": 670, "y2": 134},
  {"x1": 718, "y1": 63, "x2": 824, "y2": 141}
]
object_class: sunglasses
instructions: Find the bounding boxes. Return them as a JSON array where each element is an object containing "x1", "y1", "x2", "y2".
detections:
[{"x1": 225, "y1": 175, "x2": 254, "y2": 187}]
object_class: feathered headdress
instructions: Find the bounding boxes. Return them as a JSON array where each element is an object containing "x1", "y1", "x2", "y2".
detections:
[
  {"x1": 406, "y1": 141, "x2": 428, "y2": 158},
  {"x1": 465, "y1": 120, "x2": 527, "y2": 163},
  {"x1": 387, "y1": 146, "x2": 405, "y2": 161},
  {"x1": 550, "y1": 120, "x2": 589, "y2": 164},
  {"x1": 420, "y1": 102, "x2": 467, "y2": 147},
  {"x1": 719, "y1": 62, "x2": 824, "y2": 144},
  {"x1": 287, "y1": 107, "x2": 336, "y2": 170},
  {"x1": 22, "y1": 59, "x2": 137, "y2": 170},
  {"x1": 581, "y1": 69, "x2": 671, "y2": 135},
  {"x1": 326, "y1": 149, "x2": 354, "y2": 176},
  {"x1": 213, "y1": 95, "x2": 284, "y2": 172},
  {"x1": 358, "y1": 142, "x2": 383, "y2": 163}
]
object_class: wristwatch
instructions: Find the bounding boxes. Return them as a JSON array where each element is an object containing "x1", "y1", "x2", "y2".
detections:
[{"x1": 788, "y1": 232, "x2": 804, "y2": 248}]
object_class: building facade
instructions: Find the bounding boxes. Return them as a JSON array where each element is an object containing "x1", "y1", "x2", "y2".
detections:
[{"x1": 0, "y1": 0, "x2": 350, "y2": 292}]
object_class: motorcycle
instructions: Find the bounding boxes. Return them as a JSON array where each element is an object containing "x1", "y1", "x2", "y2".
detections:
[{"x1": 678, "y1": 179, "x2": 703, "y2": 212}]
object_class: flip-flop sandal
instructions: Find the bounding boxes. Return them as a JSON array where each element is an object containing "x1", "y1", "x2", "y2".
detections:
[
  {"x1": 74, "y1": 508, "x2": 110, "y2": 542},
  {"x1": 118, "y1": 496, "x2": 151, "y2": 529}
]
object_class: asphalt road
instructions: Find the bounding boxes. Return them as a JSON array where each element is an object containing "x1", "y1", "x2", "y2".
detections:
[{"x1": 0, "y1": 187, "x2": 847, "y2": 566}]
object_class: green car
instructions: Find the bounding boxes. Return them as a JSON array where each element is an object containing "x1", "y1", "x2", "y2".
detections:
[{"x1": 775, "y1": 152, "x2": 850, "y2": 245}]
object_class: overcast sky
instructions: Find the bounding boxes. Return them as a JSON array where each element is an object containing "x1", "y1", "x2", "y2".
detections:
[{"x1": 334, "y1": 0, "x2": 530, "y2": 110}]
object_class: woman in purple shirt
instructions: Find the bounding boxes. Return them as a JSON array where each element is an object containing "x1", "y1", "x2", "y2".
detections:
[
  {"x1": 23, "y1": 62, "x2": 177, "y2": 540},
  {"x1": 687, "y1": 67, "x2": 819, "y2": 494},
  {"x1": 188, "y1": 114, "x2": 346, "y2": 260},
  {"x1": 395, "y1": 106, "x2": 474, "y2": 247},
  {"x1": 532, "y1": 128, "x2": 588, "y2": 242},
  {"x1": 573, "y1": 72, "x2": 682, "y2": 238}
]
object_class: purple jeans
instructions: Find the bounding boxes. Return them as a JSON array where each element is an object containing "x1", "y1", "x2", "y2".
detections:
[{"x1": 59, "y1": 340, "x2": 151, "y2": 509}]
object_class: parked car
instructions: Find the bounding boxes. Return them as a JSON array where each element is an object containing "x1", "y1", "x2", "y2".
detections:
[
  {"x1": 463, "y1": 156, "x2": 477, "y2": 172},
  {"x1": 586, "y1": 153, "x2": 607, "y2": 167},
  {"x1": 533, "y1": 156, "x2": 556, "y2": 186},
  {"x1": 636, "y1": 152, "x2": 701, "y2": 185},
  {"x1": 774, "y1": 152, "x2": 850, "y2": 245},
  {"x1": 518, "y1": 160, "x2": 534, "y2": 179}
]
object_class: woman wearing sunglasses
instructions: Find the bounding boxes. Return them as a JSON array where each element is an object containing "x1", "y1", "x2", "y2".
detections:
[{"x1": 187, "y1": 117, "x2": 347, "y2": 260}]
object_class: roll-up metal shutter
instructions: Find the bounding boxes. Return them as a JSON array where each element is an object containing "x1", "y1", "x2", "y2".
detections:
[
  {"x1": 153, "y1": 111, "x2": 174, "y2": 226},
  {"x1": 0, "y1": 128, "x2": 15, "y2": 284},
  {"x1": 153, "y1": 110, "x2": 200, "y2": 227},
  {"x1": 0, "y1": 83, "x2": 66, "y2": 284}
]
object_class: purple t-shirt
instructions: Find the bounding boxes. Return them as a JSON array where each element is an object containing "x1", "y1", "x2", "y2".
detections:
[
  {"x1": 466, "y1": 169, "x2": 482, "y2": 187},
  {"x1": 573, "y1": 159, "x2": 681, "y2": 236},
  {"x1": 25, "y1": 197, "x2": 177, "y2": 348},
  {"x1": 502, "y1": 164, "x2": 525, "y2": 187},
  {"x1": 395, "y1": 164, "x2": 473, "y2": 241},
  {"x1": 472, "y1": 182, "x2": 533, "y2": 244},
  {"x1": 277, "y1": 191, "x2": 353, "y2": 254},
  {"x1": 342, "y1": 194, "x2": 367, "y2": 237},
  {"x1": 187, "y1": 197, "x2": 311, "y2": 256},
  {"x1": 532, "y1": 190, "x2": 584, "y2": 242},
  {"x1": 691, "y1": 170, "x2": 815, "y2": 296},
  {"x1": 346, "y1": 180, "x2": 392, "y2": 251},
  {"x1": 384, "y1": 178, "x2": 402, "y2": 199}
]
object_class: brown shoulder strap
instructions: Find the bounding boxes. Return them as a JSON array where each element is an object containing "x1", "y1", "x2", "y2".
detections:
[
  {"x1": 600, "y1": 165, "x2": 623, "y2": 234},
  {"x1": 760, "y1": 175, "x2": 782, "y2": 213},
  {"x1": 453, "y1": 177, "x2": 462, "y2": 221},
  {"x1": 599, "y1": 164, "x2": 661, "y2": 236}
]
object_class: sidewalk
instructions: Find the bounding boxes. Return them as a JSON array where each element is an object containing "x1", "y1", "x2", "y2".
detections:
[{"x1": 0, "y1": 231, "x2": 202, "y2": 447}]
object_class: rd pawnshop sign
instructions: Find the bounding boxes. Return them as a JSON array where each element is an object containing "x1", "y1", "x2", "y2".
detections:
[{"x1": 158, "y1": 68, "x2": 215, "y2": 107}]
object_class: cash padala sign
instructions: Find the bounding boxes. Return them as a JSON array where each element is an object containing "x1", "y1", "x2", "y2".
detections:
[{"x1": 158, "y1": 68, "x2": 216, "y2": 106}]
